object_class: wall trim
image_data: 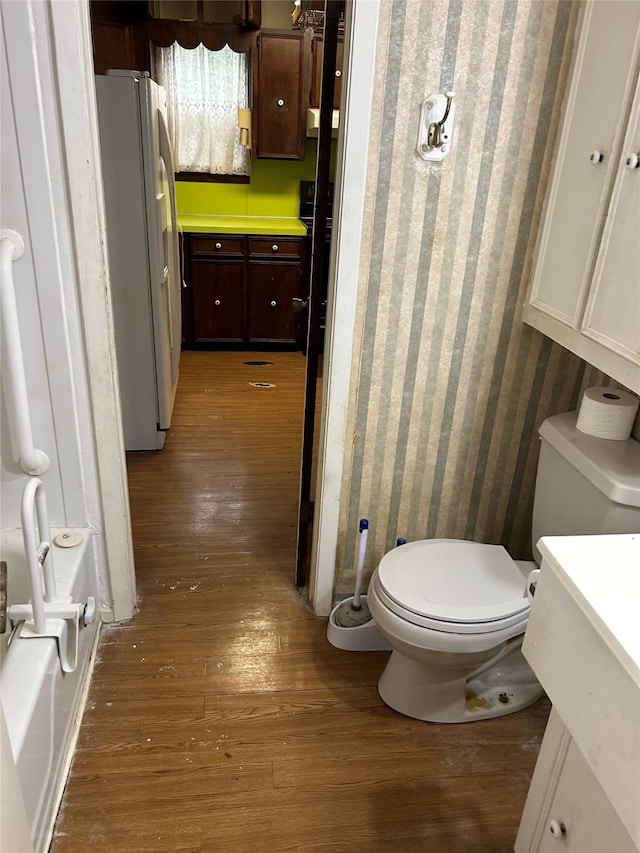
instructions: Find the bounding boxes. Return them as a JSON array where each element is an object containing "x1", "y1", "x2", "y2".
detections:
[
  {"x1": 309, "y1": 0, "x2": 380, "y2": 615},
  {"x1": 47, "y1": 1, "x2": 137, "y2": 621}
]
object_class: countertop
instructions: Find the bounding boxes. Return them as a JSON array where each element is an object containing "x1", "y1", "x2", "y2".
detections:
[
  {"x1": 537, "y1": 533, "x2": 640, "y2": 677},
  {"x1": 178, "y1": 214, "x2": 308, "y2": 236}
]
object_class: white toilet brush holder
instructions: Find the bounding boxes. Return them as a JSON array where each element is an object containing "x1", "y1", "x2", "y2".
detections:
[
  {"x1": 326, "y1": 595, "x2": 392, "y2": 651},
  {"x1": 327, "y1": 519, "x2": 394, "y2": 651}
]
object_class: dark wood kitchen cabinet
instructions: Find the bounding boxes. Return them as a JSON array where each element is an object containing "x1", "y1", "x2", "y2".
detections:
[
  {"x1": 191, "y1": 261, "x2": 245, "y2": 343},
  {"x1": 309, "y1": 35, "x2": 344, "y2": 109},
  {"x1": 183, "y1": 233, "x2": 305, "y2": 348},
  {"x1": 254, "y1": 30, "x2": 311, "y2": 159},
  {"x1": 189, "y1": 236, "x2": 245, "y2": 344},
  {"x1": 247, "y1": 238, "x2": 305, "y2": 343}
]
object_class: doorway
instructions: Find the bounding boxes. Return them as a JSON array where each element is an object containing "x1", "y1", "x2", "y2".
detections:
[{"x1": 87, "y1": 0, "x2": 380, "y2": 617}]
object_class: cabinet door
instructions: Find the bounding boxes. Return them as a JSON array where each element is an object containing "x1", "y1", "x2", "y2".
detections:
[
  {"x1": 537, "y1": 738, "x2": 635, "y2": 853},
  {"x1": 527, "y1": 1, "x2": 640, "y2": 326},
  {"x1": 256, "y1": 32, "x2": 308, "y2": 159},
  {"x1": 310, "y1": 37, "x2": 343, "y2": 109},
  {"x1": 191, "y1": 260, "x2": 244, "y2": 342},
  {"x1": 247, "y1": 262, "x2": 302, "y2": 343},
  {"x1": 516, "y1": 710, "x2": 636, "y2": 853},
  {"x1": 581, "y1": 77, "x2": 640, "y2": 366}
]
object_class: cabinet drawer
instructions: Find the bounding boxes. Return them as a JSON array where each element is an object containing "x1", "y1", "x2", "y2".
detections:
[
  {"x1": 248, "y1": 238, "x2": 303, "y2": 259},
  {"x1": 191, "y1": 236, "x2": 244, "y2": 257}
]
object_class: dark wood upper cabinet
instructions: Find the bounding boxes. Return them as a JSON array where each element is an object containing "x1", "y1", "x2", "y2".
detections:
[
  {"x1": 310, "y1": 35, "x2": 343, "y2": 109},
  {"x1": 254, "y1": 30, "x2": 312, "y2": 160},
  {"x1": 148, "y1": 1, "x2": 260, "y2": 27},
  {"x1": 90, "y1": 0, "x2": 151, "y2": 74},
  {"x1": 91, "y1": 1, "x2": 148, "y2": 25},
  {"x1": 91, "y1": 0, "x2": 259, "y2": 75},
  {"x1": 238, "y1": 0, "x2": 261, "y2": 29}
]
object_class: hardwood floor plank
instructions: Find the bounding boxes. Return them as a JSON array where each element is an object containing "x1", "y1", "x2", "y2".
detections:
[
  {"x1": 80, "y1": 694, "x2": 205, "y2": 725},
  {"x1": 64, "y1": 762, "x2": 275, "y2": 810},
  {"x1": 51, "y1": 351, "x2": 548, "y2": 852}
]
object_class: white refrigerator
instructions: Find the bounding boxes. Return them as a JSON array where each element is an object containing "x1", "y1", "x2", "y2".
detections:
[{"x1": 95, "y1": 71, "x2": 181, "y2": 450}]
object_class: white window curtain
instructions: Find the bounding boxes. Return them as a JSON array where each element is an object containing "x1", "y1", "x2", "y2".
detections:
[{"x1": 156, "y1": 43, "x2": 250, "y2": 176}]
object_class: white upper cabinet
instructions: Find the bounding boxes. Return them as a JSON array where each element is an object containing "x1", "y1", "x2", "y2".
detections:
[{"x1": 524, "y1": 2, "x2": 640, "y2": 393}]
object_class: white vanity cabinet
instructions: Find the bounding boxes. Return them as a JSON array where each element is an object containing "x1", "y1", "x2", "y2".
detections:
[
  {"x1": 523, "y1": 2, "x2": 640, "y2": 394},
  {"x1": 516, "y1": 709, "x2": 635, "y2": 852},
  {"x1": 515, "y1": 535, "x2": 640, "y2": 853}
]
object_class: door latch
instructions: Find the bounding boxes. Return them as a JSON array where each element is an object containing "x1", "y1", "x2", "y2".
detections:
[{"x1": 416, "y1": 91, "x2": 455, "y2": 162}]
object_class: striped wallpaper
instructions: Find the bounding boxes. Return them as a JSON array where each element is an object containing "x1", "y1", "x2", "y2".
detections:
[{"x1": 333, "y1": 0, "x2": 612, "y2": 597}]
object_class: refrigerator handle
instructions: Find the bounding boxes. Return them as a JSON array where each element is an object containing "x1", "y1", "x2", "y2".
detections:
[
  {"x1": 0, "y1": 229, "x2": 50, "y2": 475},
  {"x1": 157, "y1": 110, "x2": 179, "y2": 353}
]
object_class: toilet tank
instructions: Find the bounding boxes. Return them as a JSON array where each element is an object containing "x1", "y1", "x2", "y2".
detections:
[{"x1": 532, "y1": 411, "x2": 640, "y2": 562}]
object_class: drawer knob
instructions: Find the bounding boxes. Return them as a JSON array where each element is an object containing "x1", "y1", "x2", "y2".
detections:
[
  {"x1": 589, "y1": 150, "x2": 604, "y2": 164},
  {"x1": 272, "y1": 244, "x2": 279, "y2": 252},
  {"x1": 277, "y1": 99, "x2": 284, "y2": 107},
  {"x1": 549, "y1": 820, "x2": 566, "y2": 839},
  {"x1": 335, "y1": 69, "x2": 342, "y2": 78},
  {"x1": 270, "y1": 300, "x2": 277, "y2": 308},
  {"x1": 215, "y1": 242, "x2": 222, "y2": 249},
  {"x1": 214, "y1": 299, "x2": 221, "y2": 307},
  {"x1": 626, "y1": 152, "x2": 639, "y2": 170}
]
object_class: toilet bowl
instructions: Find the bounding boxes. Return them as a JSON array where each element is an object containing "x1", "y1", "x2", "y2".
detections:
[
  {"x1": 366, "y1": 411, "x2": 640, "y2": 724},
  {"x1": 367, "y1": 539, "x2": 544, "y2": 723}
]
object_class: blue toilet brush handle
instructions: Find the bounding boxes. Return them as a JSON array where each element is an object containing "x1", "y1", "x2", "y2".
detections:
[{"x1": 353, "y1": 519, "x2": 369, "y2": 609}]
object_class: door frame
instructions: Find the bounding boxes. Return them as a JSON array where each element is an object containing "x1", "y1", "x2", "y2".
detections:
[
  {"x1": 31, "y1": 0, "x2": 380, "y2": 620},
  {"x1": 295, "y1": 1, "x2": 342, "y2": 589},
  {"x1": 308, "y1": 0, "x2": 380, "y2": 614},
  {"x1": 36, "y1": 0, "x2": 137, "y2": 622}
]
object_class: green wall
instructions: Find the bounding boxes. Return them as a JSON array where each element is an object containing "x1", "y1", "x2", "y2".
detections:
[{"x1": 176, "y1": 140, "x2": 331, "y2": 217}]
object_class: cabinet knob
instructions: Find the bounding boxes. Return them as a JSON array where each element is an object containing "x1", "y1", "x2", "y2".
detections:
[
  {"x1": 270, "y1": 300, "x2": 277, "y2": 308},
  {"x1": 589, "y1": 150, "x2": 604, "y2": 164},
  {"x1": 549, "y1": 820, "x2": 566, "y2": 839},
  {"x1": 335, "y1": 69, "x2": 342, "y2": 78},
  {"x1": 272, "y1": 244, "x2": 279, "y2": 252},
  {"x1": 277, "y1": 99, "x2": 284, "y2": 107},
  {"x1": 215, "y1": 242, "x2": 222, "y2": 249},
  {"x1": 625, "y1": 152, "x2": 639, "y2": 170},
  {"x1": 214, "y1": 299, "x2": 221, "y2": 307}
]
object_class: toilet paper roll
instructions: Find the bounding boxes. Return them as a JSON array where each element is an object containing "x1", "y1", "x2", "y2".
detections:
[{"x1": 576, "y1": 386, "x2": 639, "y2": 440}]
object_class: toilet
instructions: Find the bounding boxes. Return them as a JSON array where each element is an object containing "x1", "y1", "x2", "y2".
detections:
[{"x1": 367, "y1": 411, "x2": 640, "y2": 723}]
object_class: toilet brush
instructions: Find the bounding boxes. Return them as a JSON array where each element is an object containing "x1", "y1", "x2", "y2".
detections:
[{"x1": 334, "y1": 519, "x2": 372, "y2": 628}]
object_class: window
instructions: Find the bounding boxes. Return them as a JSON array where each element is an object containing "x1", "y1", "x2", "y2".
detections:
[{"x1": 155, "y1": 43, "x2": 250, "y2": 177}]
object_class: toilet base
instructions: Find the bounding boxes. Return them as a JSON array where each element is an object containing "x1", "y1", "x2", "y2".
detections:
[{"x1": 377, "y1": 645, "x2": 544, "y2": 723}]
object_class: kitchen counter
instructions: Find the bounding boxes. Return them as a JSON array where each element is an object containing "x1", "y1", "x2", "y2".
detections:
[{"x1": 178, "y1": 214, "x2": 308, "y2": 236}]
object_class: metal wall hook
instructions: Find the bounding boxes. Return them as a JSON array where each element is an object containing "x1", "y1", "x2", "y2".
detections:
[{"x1": 417, "y1": 91, "x2": 456, "y2": 162}]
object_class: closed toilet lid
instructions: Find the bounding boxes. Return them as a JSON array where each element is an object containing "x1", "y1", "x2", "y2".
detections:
[{"x1": 376, "y1": 539, "x2": 529, "y2": 625}]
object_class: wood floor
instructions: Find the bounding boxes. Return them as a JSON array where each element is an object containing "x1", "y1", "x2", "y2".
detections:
[{"x1": 51, "y1": 351, "x2": 549, "y2": 853}]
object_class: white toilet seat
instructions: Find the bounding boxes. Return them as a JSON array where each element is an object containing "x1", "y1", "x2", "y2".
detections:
[{"x1": 375, "y1": 539, "x2": 531, "y2": 635}]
